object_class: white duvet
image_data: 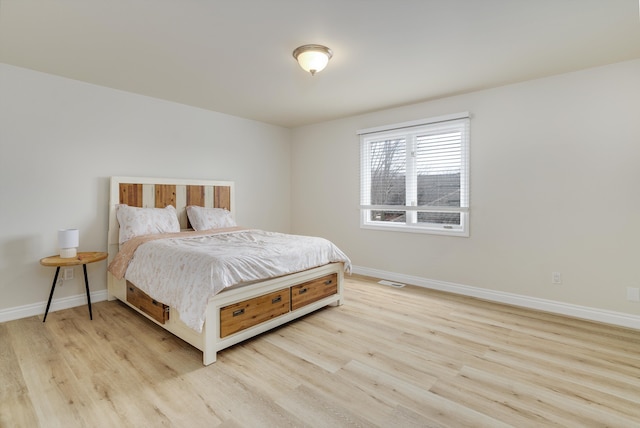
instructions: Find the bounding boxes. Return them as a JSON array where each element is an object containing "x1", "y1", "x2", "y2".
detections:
[{"x1": 117, "y1": 229, "x2": 351, "y2": 332}]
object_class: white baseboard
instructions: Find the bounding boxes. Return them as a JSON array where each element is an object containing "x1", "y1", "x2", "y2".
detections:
[
  {"x1": 0, "y1": 290, "x2": 108, "y2": 323},
  {"x1": 352, "y1": 265, "x2": 640, "y2": 330},
  {"x1": 5, "y1": 268, "x2": 640, "y2": 331}
]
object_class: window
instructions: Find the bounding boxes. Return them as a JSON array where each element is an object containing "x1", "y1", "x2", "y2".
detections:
[{"x1": 358, "y1": 113, "x2": 470, "y2": 236}]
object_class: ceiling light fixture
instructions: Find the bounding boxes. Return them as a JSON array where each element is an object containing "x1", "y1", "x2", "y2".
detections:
[{"x1": 292, "y1": 44, "x2": 333, "y2": 76}]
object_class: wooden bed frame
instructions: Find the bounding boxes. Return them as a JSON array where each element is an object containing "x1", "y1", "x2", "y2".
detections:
[{"x1": 107, "y1": 176, "x2": 345, "y2": 365}]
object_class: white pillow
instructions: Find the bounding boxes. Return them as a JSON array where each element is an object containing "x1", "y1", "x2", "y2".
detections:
[
  {"x1": 116, "y1": 204, "x2": 180, "y2": 244},
  {"x1": 186, "y1": 206, "x2": 236, "y2": 231}
]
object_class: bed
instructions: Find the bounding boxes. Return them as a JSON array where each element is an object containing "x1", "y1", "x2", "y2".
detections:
[{"x1": 107, "y1": 176, "x2": 350, "y2": 365}]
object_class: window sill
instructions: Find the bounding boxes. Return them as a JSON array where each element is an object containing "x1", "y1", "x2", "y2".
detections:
[{"x1": 360, "y1": 223, "x2": 469, "y2": 237}]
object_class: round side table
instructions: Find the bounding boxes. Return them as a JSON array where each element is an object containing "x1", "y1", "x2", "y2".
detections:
[{"x1": 40, "y1": 251, "x2": 108, "y2": 322}]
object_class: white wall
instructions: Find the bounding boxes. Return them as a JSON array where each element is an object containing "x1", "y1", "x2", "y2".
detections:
[
  {"x1": 3, "y1": 59, "x2": 640, "y2": 324},
  {"x1": 0, "y1": 63, "x2": 291, "y2": 312},
  {"x1": 291, "y1": 59, "x2": 640, "y2": 319}
]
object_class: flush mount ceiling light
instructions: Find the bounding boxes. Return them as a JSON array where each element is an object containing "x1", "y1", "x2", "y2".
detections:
[{"x1": 292, "y1": 44, "x2": 333, "y2": 76}]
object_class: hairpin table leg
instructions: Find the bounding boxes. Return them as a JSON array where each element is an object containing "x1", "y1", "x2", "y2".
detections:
[
  {"x1": 83, "y1": 264, "x2": 93, "y2": 320},
  {"x1": 43, "y1": 267, "x2": 60, "y2": 322}
]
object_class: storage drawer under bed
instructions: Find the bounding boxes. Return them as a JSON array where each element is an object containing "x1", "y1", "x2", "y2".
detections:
[
  {"x1": 220, "y1": 288, "x2": 290, "y2": 338},
  {"x1": 126, "y1": 281, "x2": 170, "y2": 324},
  {"x1": 290, "y1": 273, "x2": 338, "y2": 311}
]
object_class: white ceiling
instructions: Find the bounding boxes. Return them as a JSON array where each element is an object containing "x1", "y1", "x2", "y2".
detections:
[{"x1": 1, "y1": 1, "x2": 639, "y2": 128}]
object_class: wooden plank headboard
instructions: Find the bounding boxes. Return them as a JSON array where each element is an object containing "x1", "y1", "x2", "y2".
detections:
[{"x1": 107, "y1": 176, "x2": 235, "y2": 249}]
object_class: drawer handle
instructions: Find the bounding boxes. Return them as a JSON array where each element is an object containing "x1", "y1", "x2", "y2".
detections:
[
  {"x1": 232, "y1": 308, "x2": 245, "y2": 317},
  {"x1": 128, "y1": 287, "x2": 134, "y2": 292},
  {"x1": 324, "y1": 279, "x2": 333, "y2": 285},
  {"x1": 152, "y1": 300, "x2": 158, "y2": 306},
  {"x1": 299, "y1": 288, "x2": 308, "y2": 295},
  {"x1": 272, "y1": 296, "x2": 282, "y2": 304}
]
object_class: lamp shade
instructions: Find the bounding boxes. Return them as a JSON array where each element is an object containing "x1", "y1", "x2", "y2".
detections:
[
  {"x1": 292, "y1": 44, "x2": 333, "y2": 75},
  {"x1": 58, "y1": 229, "x2": 79, "y2": 258}
]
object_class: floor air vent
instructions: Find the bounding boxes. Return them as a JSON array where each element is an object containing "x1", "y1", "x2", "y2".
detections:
[{"x1": 378, "y1": 280, "x2": 406, "y2": 288}]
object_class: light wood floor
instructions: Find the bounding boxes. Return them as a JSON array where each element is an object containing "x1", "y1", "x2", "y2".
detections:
[{"x1": 2, "y1": 275, "x2": 640, "y2": 427}]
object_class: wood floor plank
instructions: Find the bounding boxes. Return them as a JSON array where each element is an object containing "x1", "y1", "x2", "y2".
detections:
[
  {"x1": 0, "y1": 395, "x2": 40, "y2": 428},
  {"x1": 302, "y1": 314, "x2": 443, "y2": 387},
  {"x1": 462, "y1": 364, "x2": 637, "y2": 426},
  {"x1": 263, "y1": 327, "x2": 349, "y2": 374},
  {"x1": 338, "y1": 359, "x2": 512, "y2": 428},
  {"x1": 481, "y1": 344, "x2": 640, "y2": 404},
  {"x1": 0, "y1": 324, "x2": 39, "y2": 427},
  {"x1": 275, "y1": 383, "x2": 373, "y2": 428},
  {"x1": 0, "y1": 323, "x2": 29, "y2": 401},
  {"x1": 2, "y1": 275, "x2": 640, "y2": 427},
  {"x1": 430, "y1": 370, "x2": 578, "y2": 427},
  {"x1": 470, "y1": 351, "x2": 640, "y2": 422},
  {"x1": 183, "y1": 361, "x2": 308, "y2": 427},
  {"x1": 256, "y1": 336, "x2": 401, "y2": 425}
]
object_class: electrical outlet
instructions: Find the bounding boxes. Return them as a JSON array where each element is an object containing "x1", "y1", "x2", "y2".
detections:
[
  {"x1": 552, "y1": 272, "x2": 562, "y2": 284},
  {"x1": 63, "y1": 268, "x2": 74, "y2": 280},
  {"x1": 627, "y1": 287, "x2": 640, "y2": 302}
]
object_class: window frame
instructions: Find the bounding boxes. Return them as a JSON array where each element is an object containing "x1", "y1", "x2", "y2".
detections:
[{"x1": 358, "y1": 113, "x2": 470, "y2": 237}]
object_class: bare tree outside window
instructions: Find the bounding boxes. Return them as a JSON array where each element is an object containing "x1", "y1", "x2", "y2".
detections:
[{"x1": 369, "y1": 138, "x2": 405, "y2": 222}]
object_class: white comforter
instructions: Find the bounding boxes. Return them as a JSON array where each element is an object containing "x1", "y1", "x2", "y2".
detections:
[{"x1": 119, "y1": 229, "x2": 351, "y2": 332}]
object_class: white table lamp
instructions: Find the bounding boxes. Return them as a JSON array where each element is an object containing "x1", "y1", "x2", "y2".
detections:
[{"x1": 58, "y1": 229, "x2": 79, "y2": 258}]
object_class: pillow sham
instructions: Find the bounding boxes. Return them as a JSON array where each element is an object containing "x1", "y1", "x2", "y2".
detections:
[
  {"x1": 116, "y1": 204, "x2": 180, "y2": 244},
  {"x1": 186, "y1": 205, "x2": 236, "y2": 231}
]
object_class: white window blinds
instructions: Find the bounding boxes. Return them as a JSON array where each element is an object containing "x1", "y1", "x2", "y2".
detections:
[{"x1": 359, "y1": 113, "x2": 470, "y2": 236}]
